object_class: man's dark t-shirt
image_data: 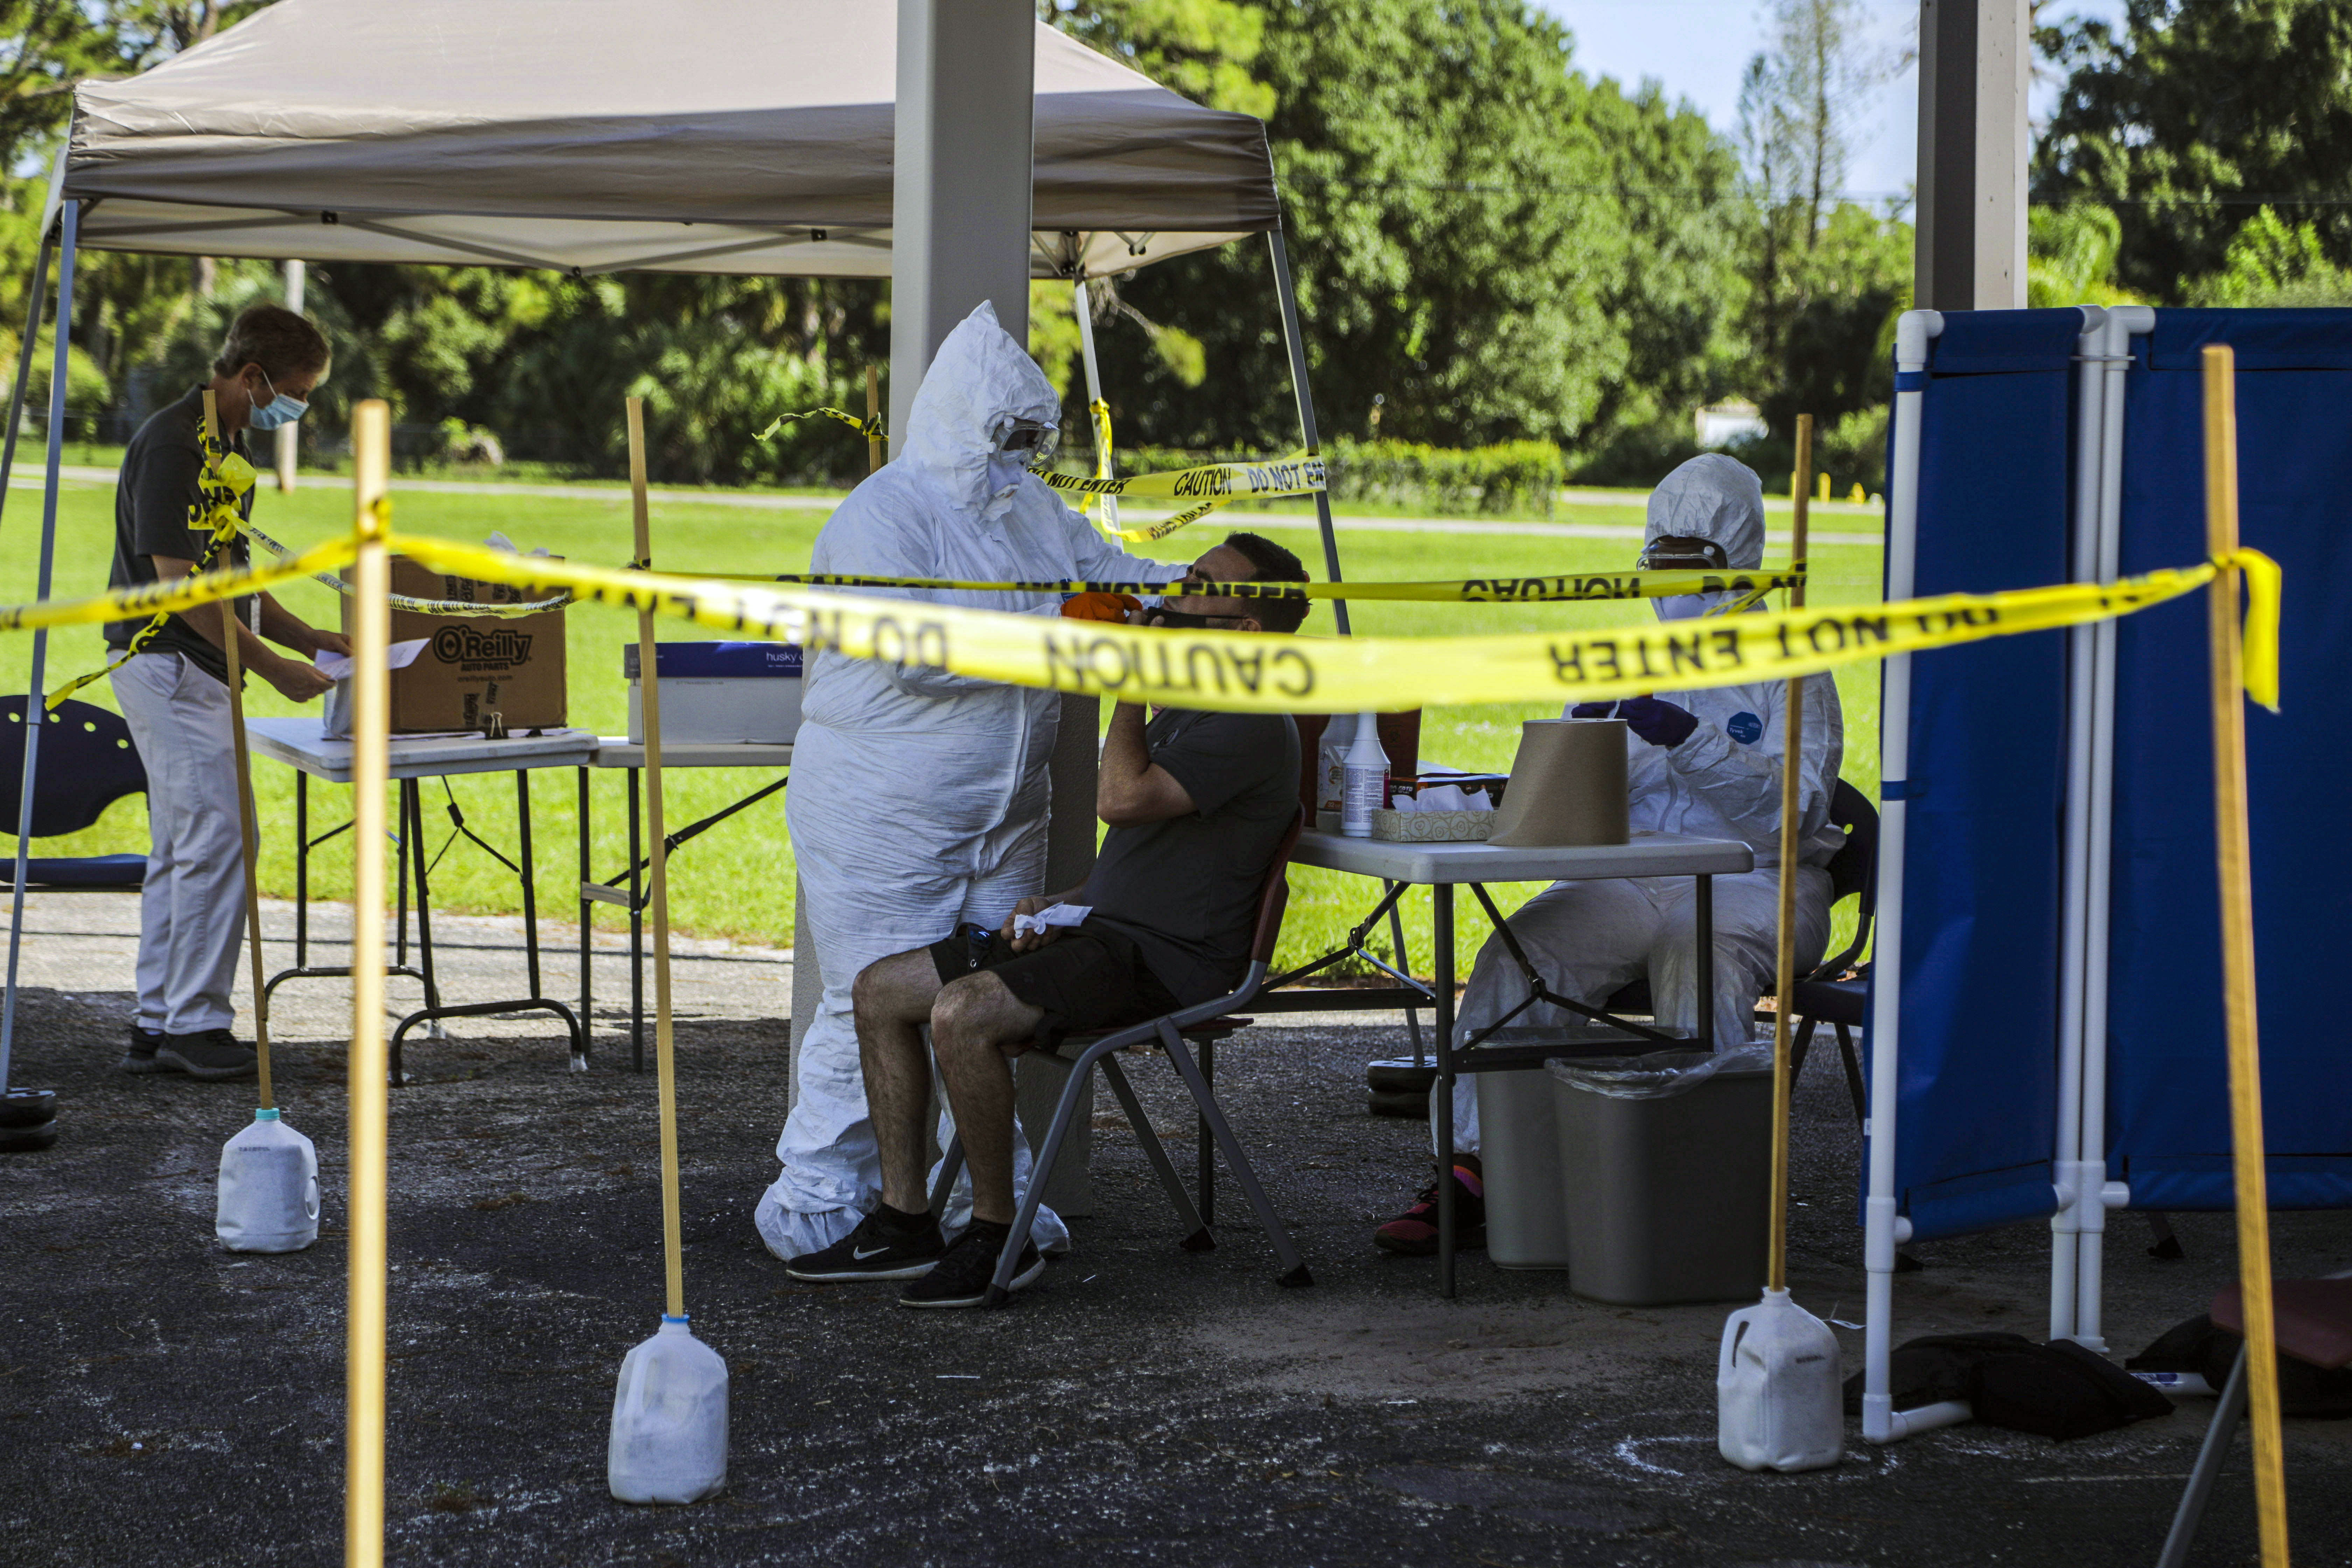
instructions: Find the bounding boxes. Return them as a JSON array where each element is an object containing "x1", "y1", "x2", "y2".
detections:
[
  {"x1": 106, "y1": 386, "x2": 254, "y2": 684},
  {"x1": 1084, "y1": 709, "x2": 1300, "y2": 1004}
]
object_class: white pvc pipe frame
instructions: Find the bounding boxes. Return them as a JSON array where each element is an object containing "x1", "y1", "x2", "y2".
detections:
[{"x1": 1864, "y1": 304, "x2": 2156, "y2": 1444}]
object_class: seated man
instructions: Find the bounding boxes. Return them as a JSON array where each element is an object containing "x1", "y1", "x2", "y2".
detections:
[
  {"x1": 1374, "y1": 454, "x2": 1846, "y2": 1255},
  {"x1": 787, "y1": 531, "x2": 1311, "y2": 1306}
]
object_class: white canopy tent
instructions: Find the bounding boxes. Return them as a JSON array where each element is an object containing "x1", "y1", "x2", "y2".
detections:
[
  {"x1": 51, "y1": 0, "x2": 1279, "y2": 279},
  {"x1": 0, "y1": 0, "x2": 1352, "y2": 1077}
]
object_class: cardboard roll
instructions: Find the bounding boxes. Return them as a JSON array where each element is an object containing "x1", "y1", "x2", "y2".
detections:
[
  {"x1": 1368, "y1": 1088, "x2": 1430, "y2": 1119},
  {"x1": 0, "y1": 1118, "x2": 58, "y2": 1153},
  {"x1": 1366, "y1": 1058, "x2": 1438, "y2": 1094},
  {"x1": 0, "y1": 1087, "x2": 56, "y2": 1128}
]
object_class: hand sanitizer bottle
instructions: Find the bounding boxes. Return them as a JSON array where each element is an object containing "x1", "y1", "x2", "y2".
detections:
[{"x1": 1341, "y1": 712, "x2": 1388, "y2": 839}]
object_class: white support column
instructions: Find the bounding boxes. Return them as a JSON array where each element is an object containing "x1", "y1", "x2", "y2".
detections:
[
  {"x1": 277, "y1": 259, "x2": 306, "y2": 491},
  {"x1": 1915, "y1": 0, "x2": 2029, "y2": 312},
  {"x1": 887, "y1": 0, "x2": 1035, "y2": 447}
]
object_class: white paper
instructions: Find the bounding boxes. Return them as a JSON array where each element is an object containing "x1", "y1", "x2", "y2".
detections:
[
  {"x1": 1013, "y1": 902, "x2": 1093, "y2": 937},
  {"x1": 315, "y1": 637, "x2": 428, "y2": 681}
]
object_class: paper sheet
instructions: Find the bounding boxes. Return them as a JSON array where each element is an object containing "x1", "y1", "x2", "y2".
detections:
[
  {"x1": 1013, "y1": 902, "x2": 1093, "y2": 937},
  {"x1": 315, "y1": 637, "x2": 428, "y2": 681}
]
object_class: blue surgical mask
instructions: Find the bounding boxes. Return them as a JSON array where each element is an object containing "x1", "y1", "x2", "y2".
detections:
[{"x1": 247, "y1": 368, "x2": 308, "y2": 432}]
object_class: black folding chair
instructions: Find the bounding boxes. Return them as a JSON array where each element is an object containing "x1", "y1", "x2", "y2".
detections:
[
  {"x1": 930, "y1": 809, "x2": 1313, "y2": 1306},
  {"x1": 1786, "y1": 778, "x2": 1879, "y2": 1127},
  {"x1": 0, "y1": 698, "x2": 150, "y2": 894}
]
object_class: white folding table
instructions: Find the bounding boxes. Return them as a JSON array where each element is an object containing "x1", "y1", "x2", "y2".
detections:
[
  {"x1": 1277, "y1": 828, "x2": 1756, "y2": 1295},
  {"x1": 244, "y1": 716, "x2": 598, "y2": 1082}
]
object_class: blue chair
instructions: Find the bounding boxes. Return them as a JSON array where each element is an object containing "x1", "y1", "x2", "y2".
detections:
[
  {"x1": 1787, "y1": 778, "x2": 1879, "y2": 1126},
  {"x1": 0, "y1": 697, "x2": 150, "y2": 892}
]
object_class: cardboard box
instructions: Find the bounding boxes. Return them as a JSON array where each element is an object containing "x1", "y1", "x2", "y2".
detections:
[
  {"x1": 339, "y1": 555, "x2": 568, "y2": 734},
  {"x1": 624, "y1": 641, "x2": 802, "y2": 745}
]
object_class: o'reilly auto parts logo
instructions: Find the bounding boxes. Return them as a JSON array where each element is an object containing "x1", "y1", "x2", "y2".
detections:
[{"x1": 432, "y1": 625, "x2": 534, "y2": 668}]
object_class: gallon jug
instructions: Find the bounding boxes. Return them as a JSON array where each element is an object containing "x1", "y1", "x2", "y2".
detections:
[
  {"x1": 1717, "y1": 1287, "x2": 1844, "y2": 1471},
  {"x1": 609, "y1": 1315, "x2": 729, "y2": 1504},
  {"x1": 215, "y1": 1109, "x2": 320, "y2": 1253}
]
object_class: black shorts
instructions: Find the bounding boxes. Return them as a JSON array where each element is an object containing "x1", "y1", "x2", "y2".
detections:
[{"x1": 928, "y1": 923, "x2": 1182, "y2": 1052}]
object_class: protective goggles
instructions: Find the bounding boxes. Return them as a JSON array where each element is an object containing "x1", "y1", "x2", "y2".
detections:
[
  {"x1": 1636, "y1": 538, "x2": 1729, "y2": 572},
  {"x1": 993, "y1": 418, "x2": 1060, "y2": 469}
]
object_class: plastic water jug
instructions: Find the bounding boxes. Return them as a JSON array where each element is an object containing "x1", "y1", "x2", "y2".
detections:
[
  {"x1": 1717, "y1": 1287, "x2": 1844, "y2": 1471},
  {"x1": 609, "y1": 1315, "x2": 729, "y2": 1504},
  {"x1": 215, "y1": 1109, "x2": 320, "y2": 1253}
]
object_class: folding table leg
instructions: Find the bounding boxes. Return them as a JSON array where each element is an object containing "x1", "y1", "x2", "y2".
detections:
[
  {"x1": 2156, "y1": 1344, "x2": 2248, "y2": 1568},
  {"x1": 1434, "y1": 883, "x2": 1457, "y2": 1297},
  {"x1": 1156, "y1": 1020, "x2": 1309, "y2": 1287},
  {"x1": 1695, "y1": 873, "x2": 1714, "y2": 1053},
  {"x1": 576, "y1": 766, "x2": 592, "y2": 1057},
  {"x1": 628, "y1": 765, "x2": 644, "y2": 1073},
  {"x1": 1099, "y1": 1054, "x2": 1211, "y2": 1250}
]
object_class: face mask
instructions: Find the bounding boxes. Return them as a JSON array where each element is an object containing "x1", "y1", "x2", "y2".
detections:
[
  {"x1": 1147, "y1": 608, "x2": 1225, "y2": 630},
  {"x1": 247, "y1": 368, "x2": 308, "y2": 432},
  {"x1": 1654, "y1": 594, "x2": 1715, "y2": 622}
]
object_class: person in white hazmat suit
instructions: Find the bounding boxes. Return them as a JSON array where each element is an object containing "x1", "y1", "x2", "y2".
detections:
[
  {"x1": 756, "y1": 301, "x2": 1180, "y2": 1262},
  {"x1": 1373, "y1": 453, "x2": 1844, "y2": 1255}
]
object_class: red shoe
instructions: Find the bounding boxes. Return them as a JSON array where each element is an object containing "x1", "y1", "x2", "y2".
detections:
[{"x1": 1373, "y1": 1155, "x2": 1486, "y2": 1255}]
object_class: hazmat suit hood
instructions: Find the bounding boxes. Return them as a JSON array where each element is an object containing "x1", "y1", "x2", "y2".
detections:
[
  {"x1": 1645, "y1": 453, "x2": 1766, "y2": 620},
  {"x1": 901, "y1": 300, "x2": 1063, "y2": 513}
]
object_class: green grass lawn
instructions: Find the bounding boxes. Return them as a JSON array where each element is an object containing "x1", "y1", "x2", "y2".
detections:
[{"x1": 0, "y1": 475, "x2": 1882, "y2": 980}]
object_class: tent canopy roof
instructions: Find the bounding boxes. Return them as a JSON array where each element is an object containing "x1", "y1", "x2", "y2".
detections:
[{"x1": 58, "y1": 0, "x2": 1279, "y2": 279}]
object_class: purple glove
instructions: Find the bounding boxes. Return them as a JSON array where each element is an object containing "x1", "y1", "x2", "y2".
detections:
[{"x1": 1570, "y1": 696, "x2": 1699, "y2": 748}]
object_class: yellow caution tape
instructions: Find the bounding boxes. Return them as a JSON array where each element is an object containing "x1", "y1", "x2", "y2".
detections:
[
  {"x1": 1042, "y1": 454, "x2": 1326, "y2": 543},
  {"x1": 9, "y1": 534, "x2": 363, "y2": 638},
  {"x1": 371, "y1": 535, "x2": 2282, "y2": 716},
  {"x1": 690, "y1": 569, "x2": 1809, "y2": 604},
  {"x1": 233, "y1": 513, "x2": 568, "y2": 619},
  {"x1": 756, "y1": 406, "x2": 886, "y2": 444},
  {"x1": 1085, "y1": 397, "x2": 1116, "y2": 531},
  {"x1": 4, "y1": 522, "x2": 2279, "y2": 717}
]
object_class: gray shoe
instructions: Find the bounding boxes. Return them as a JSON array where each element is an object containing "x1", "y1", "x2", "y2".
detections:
[
  {"x1": 120, "y1": 1025, "x2": 170, "y2": 1075},
  {"x1": 157, "y1": 1028, "x2": 258, "y2": 1082}
]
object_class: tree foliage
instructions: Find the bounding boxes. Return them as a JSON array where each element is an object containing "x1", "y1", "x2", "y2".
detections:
[{"x1": 2036, "y1": 0, "x2": 2352, "y2": 299}]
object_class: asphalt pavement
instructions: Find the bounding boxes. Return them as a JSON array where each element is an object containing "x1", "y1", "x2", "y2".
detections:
[{"x1": 1, "y1": 895, "x2": 2346, "y2": 1567}]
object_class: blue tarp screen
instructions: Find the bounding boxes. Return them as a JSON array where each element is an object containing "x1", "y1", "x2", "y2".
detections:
[
  {"x1": 1874, "y1": 309, "x2": 2081, "y2": 1242},
  {"x1": 2106, "y1": 311, "x2": 2352, "y2": 1210},
  {"x1": 1870, "y1": 307, "x2": 2352, "y2": 1240}
]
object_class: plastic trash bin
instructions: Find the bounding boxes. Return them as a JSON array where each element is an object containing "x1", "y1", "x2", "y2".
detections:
[
  {"x1": 1472, "y1": 1026, "x2": 1688, "y2": 1270},
  {"x1": 1548, "y1": 1054, "x2": 1773, "y2": 1305},
  {"x1": 1476, "y1": 1069, "x2": 1570, "y2": 1269}
]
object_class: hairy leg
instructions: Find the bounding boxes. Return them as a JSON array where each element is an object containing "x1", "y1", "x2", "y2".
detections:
[
  {"x1": 852, "y1": 948, "x2": 947, "y2": 1214},
  {"x1": 929, "y1": 971, "x2": 1046, "y2": 1226}
]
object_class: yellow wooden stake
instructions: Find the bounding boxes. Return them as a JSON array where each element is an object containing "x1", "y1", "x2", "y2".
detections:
[
  {"x1": 2200, "y1": 345, "x2": 2289, "y2": 1568},
  {"x1": 201, "y1": 390, "x2": 275, "y2": 1111},
  {"x1": 626, "y1": 397, "x2": 687, "y2": 1321},
  {"x1": 1768, "y1": 413, "x2": 1813, "y2": 1293},
  {"x1": 344, "y1": 399, "x2": 392, "y2": 1568},
  {"x1": 866, "y1": 364, "x2": 884, "y2": 475}
]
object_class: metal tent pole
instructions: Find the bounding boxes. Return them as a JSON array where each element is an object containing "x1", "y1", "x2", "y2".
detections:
[
  {"x1": 1267, "y1": 229, "x2": 1349, "y2": 636},
  {"x1": 1072, "y1": 275, "x2": 1119, "y2": 536},
  {"x1": 1, "y1": 200, "x2": 78, "y2": 1088},
  {"x1": 0, "y1": 233, "x2": 57, "y2": 524}
]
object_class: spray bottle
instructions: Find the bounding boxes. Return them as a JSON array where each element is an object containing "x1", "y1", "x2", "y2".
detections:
[{"x1": 1340, "y1": 712, "x2": 1387, "y2": 838}]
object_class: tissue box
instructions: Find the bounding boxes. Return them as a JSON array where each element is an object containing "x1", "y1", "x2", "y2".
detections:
[
  {"x1": 623, "y1": 641, "x2": 803, "y2": 744},
  {"x1": 1371, "y1": 808, "x2": 1495, "y2": 842}
]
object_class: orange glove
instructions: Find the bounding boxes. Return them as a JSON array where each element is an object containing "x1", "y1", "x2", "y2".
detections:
[{"x1": 1060, "y1": 592, "x2": 1140, "y2": 623}]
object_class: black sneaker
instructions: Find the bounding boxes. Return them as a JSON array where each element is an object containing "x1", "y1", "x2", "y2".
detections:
[
  {"x1": 156, "y1": 1028, "x2": 258, "y2": 1082},
  {"x1": 899, "y1": 1223, "x2": 1044, "y2": 1309},
  {"x1": 785, "y1": 1207, "x2": 946, "y2": 1282},
  {"x1": 120, "y1": 1025, "x2": 168, "y2": 1075}
]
